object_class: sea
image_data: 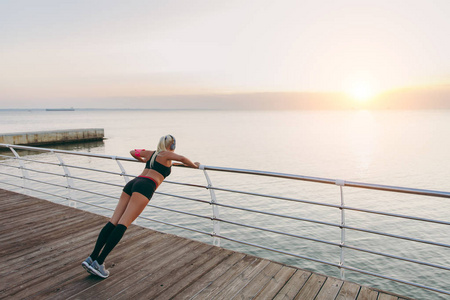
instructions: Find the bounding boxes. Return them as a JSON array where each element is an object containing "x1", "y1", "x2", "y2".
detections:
[{"x1": 1, "y1": 109, "x2": 449, "y2": 299}]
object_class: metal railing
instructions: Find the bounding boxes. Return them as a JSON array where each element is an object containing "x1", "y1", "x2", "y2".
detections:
[{"x1": 1, "y1": 143, "x2": 449, "y2": 298}]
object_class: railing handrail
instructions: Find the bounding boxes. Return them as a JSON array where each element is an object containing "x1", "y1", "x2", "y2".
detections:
[
  {"x1": 2, "y1": 143, "x2": 449, "y2": 199},
  {"x1": 200, "y1": 165, "x2": 450, "y2": 199}
]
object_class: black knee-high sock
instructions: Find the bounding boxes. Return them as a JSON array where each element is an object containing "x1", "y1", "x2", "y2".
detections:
[
  {"x1": 96, "y1": 224, "x2": 127, "y2": 265},
  {"x1": 90, "y1": 222, "x2": 116, "y2": 261}
]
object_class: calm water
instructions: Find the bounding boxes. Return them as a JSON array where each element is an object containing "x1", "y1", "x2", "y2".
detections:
[{"x1": 1, "y1": 109, "x2": 449, "y2": 299}]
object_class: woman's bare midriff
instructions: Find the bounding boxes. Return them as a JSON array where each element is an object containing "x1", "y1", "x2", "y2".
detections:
[{"x1": 139, "y1": 169, "x2": 164, "y2": 186}]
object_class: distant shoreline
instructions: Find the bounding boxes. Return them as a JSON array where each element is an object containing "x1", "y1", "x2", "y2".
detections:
[
  {"x1": 1, "y1": 107, "x2": 449, "y2": 112},
  {"x1": 0, "y1": 108, "x2": 225, "y2": 112},
  {"x1": 45, "y1": 108, "x2": 75, "y2": 111}
]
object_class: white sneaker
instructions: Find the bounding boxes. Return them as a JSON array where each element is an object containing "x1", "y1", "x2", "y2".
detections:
[
  {"x1": 88, "y1": 260, "x2": 110, "y2": 278},
  {"x1": 81, "y1": 257, "x2": 95, "y2": 275}
]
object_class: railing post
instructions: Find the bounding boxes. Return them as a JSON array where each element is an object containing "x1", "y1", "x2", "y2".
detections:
[
  {"x1": 9, "y1": 146, "x2": 30, "y2": 195},
  {"x1": 200, "y1": 165, "x2": 221, "y2": 246},
  {"x1": 54, "y1": 152, "x2": 76, "y2": 208},
  {"x1": 112, "y1": 157, "x2": 131, "y2": 184},
  {"x1": 336, "y1": 179, "x2": 346, "y2": 280}
]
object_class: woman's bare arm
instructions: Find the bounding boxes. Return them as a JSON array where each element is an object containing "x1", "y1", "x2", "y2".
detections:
[
  {"x1": 166, "y1": 152, "x2": 200, "y2": 168},
  {"x1": 130, "y1": 149, "x2": 153, "y2": 162}
]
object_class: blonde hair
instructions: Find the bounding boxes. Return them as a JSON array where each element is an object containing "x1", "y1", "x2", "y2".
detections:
[{"x1": 149, "y1": 135, "x2": 175, "y2": 168}]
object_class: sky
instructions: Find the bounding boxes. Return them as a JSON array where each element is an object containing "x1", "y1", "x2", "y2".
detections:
[{"x1": 1, "y1": 0, "x2": 449, "y2": 108}]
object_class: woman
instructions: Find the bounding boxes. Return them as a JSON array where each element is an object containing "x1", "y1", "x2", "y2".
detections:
[{"x1": 81, "y1": 134, "x2": 200, "y2": 278}]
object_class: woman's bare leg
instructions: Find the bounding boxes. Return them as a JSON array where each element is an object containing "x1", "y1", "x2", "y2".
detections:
[
  {"x1": 117, "y1": 192, "x2": 149, "y2": 227},
  {"x1": 110, "y1": 192, "x2": 132, "y2": 225},
  {"x1": 94, "y1": 192, "x2": 149, "y2": 265},
  {"x1": 86, "y1": 192, "x2": 130, "y2": 261}
]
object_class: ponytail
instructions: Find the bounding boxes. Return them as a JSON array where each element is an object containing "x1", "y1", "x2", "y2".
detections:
[{"x1": 149, "y1": 135, "x2": 175, "y2": 168}]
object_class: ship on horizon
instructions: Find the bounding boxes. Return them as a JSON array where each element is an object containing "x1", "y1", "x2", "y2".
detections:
[{"x1": 45, "y1": 107, "x2": 75, "y2": 111}]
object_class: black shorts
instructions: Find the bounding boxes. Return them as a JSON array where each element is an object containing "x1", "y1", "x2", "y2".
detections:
[{"x1": 123, "y1": 177, "x2": 157, "y2": 200}]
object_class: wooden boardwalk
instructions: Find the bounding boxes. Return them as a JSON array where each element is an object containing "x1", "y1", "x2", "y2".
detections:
[{"x1": 0, "y1": 188, "x2": 412, "y2": 300}]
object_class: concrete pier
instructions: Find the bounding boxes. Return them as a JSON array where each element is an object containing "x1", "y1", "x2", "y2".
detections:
[{"x1": 0, "y1": 128, "x2": 104, "y2": 146}]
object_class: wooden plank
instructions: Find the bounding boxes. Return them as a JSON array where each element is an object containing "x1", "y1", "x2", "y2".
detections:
[
  {"x1": 0, "y1": 215, "x2": 107, "y2": 264},
  {"x1": 8, "y1": 223, "x2": 148, "y2": 280},
  {"x1": 0, "y1": 213, "x2": 103, "y2": 255},
  {"x1": 151, "y1": 248, "x2": 238, "y2": 300},
  {"x1": 233, "y1": 261, "x2": 284, "y2": 299},
  {"x1": 0, "y1": 209, "x2": 87, "y2": 243},
  {"x1": 316, "y1": 277, "x2": 345, "y2": 300},
  {"x1": 0, "y1": 208, "x2": 145, "y2": 293},
  {"x1": 0, "y1": 191, "x2": 57, "y2": 204},
  {"x1": 0, "y1": 191, "x2": 34, "y2": 203},
  {"x1": 0, "y1": 219, "x2": 106, "y2": 278},
  {"x1": 131, "y1": 246, "x2": 229, "y2": 299},
  {"x1": 0, "y1": 214, "x2": 95, "y2": 256},
  {"x1": 336, "y1": 281, "x2": 361, "y2": 300},
  {"x1": 0, "y1": 188, "x2": 13, "y2": 195},
  {"x1": 190, "y1": 255, "x2": 262, "y2": 299},
  {"x1": 171, "y1": 252, "x2": 247, "y2": 300},
  {"x1": 0, "y1": 194, "x2": 73, "y2": 213},
  {"x1": 67, "y1": 238, "x2": 198, "y2": 299},
  {"x1": 0, "y1": 205, "x2": 61, "y2": 228},
  {"x1": 273, "y1": 269, "x2": 311, "y2": 300},
  {"x1": 0, "y1": 219, "x2": 111, "y2": 293},
  {"x1": 0, "y1": 195, "x2": 66, "y2": 212},
  {"x1": 38, "y1": 230, "x2": 176, "y2": 299},
  {"x1": 253, "y1": 266, "x2": 297, "y2": 300},
  {"x1": 0, "y1": 228, "x2": 103, "y2": 293},
  {"x1": 294, "y1": 273, "x2": 327, "y2": 300},
  {"x1": 0, "y1": 201, "x2": 64, "y2": 227},
  {"x1": 378, "y1": 293, "x2": 398, "y2": 300},
  {"x1": 0, "y1": 192, "x2": 57, "y2": 208},
  {"x1": 210, "y1": 258, "x2": 271, "y2": 299},
  {"x1": 5, "y1": 226, "x2": 153, "y2": 299},
  {"x1": 357, "y1": 286, "x2": 379, "y2": 300},
  {"x1": 0, "y1": 197, "x2": 78, "y2": 227},
  {"x1": 0, "y1": 214, "x2": 98, "y2": 255},
  {"x1": 0, "y1": 194, "x2": 44, "y2": 210},
  {"x1": 51, "y1": 232, "x2": 178, "y2": 299},
  {"x1": 108, "y1": 242, "x2": 214, "y2": 299}
]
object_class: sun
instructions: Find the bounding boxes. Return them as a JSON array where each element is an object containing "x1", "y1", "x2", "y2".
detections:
[{"x1": 347, "y1": 82, "x2": 377, "y2": 103}]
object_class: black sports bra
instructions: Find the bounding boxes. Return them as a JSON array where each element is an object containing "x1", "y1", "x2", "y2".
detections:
[{"x1": 145, "y1": 152, "x2": 171, "y2": 178}]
